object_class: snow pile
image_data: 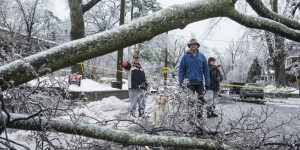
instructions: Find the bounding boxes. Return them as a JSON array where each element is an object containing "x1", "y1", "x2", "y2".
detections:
[
  {"x1": 264, "y1": 84, "x2": 298, "y2": 94},
  {"x1": 60, "y1": 96, "x2": 130, "y2": 123}
]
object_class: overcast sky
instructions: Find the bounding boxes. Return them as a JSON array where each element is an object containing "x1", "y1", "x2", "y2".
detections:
[{"x1": 52, "y1": 0, "x2": 244, "y2": 51}]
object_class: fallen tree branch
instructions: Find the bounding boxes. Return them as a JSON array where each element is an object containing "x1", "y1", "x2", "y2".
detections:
[{"x1": 0, "y1": 112, "x2": 234, "y2": 150}]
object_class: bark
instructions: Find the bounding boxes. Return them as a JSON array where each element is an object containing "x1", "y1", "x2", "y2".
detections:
[
  {"x1": 0, "y1": 112, "x2": 234, "y2": 150},
  {"x1": 116, "y1": 0, "x2": 126, "y2": 89},
  {"x1": 264, "y1": 0, "x2": 287, "y2": 87},
  {"x1": 246, "y1": 0, "x2": 300, "y2": 30},
  {"x1": 82, "y1": 0, "x2": 103, "y2": 14},
  {"x1": 226, "y1": 8, "x2": 300, "y2": 42},
  {"x1": 291, "y1": 2, "x2": 300, "y2": 17},
  {"x1": 0, "y1": 0, "x2": 300, "y2": 89},
  {"x1": 68, "y1": 0, "x2": 85, "y2": 77}
]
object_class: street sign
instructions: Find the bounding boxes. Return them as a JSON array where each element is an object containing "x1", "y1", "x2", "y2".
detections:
[{"x1": 163, "y1": 67, "x2": 169, "y2": 73}]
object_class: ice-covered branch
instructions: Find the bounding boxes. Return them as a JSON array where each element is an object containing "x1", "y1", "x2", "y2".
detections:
[
  {"x1": 0, "y1": 0, "x2": 232, "y2": 89},
  {"x1": 246, "y1": 0, "x2": 300, "y2": 30},
  {"x1": 0, "y1": 112, "x2": 233, "y2": 150},
  {"x1": 227, "y1": 8, "x2": 300, "y2": 42},
  {"x1": 82, "y1": 0, "x2": 103, "y2": 13}
]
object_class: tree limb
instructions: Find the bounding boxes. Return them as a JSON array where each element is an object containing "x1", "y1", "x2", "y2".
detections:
[
  {"x1": 0, "y1": 112, "x2": 234, "y2": 150},
  {"x1": 227, "y1": 8, "x2": 300, "y2": 42},
  {"x1": 0, "y1": 0, "x2": 233, "y2": 89},
  {"x1": 246, "y1": 0, "x2": 300, "y2": 30},
  {"x1": 82, "y1": 0, "x2": 103, "y2": 14},
  {"x1": 292, "y1": 2, "x2": 300, "y2": 17}
]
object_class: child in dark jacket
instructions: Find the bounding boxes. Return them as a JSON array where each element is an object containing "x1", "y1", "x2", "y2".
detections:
[
  {"x1": 206, "y1": 57, "x2": 223, "y2": 118},
  {"x1": 122, "y1": 54, "x2": 148, "y2": 117}
]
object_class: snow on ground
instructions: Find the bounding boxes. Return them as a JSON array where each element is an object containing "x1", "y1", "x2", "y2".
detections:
[
  {"x1": 28, "y1": 76, "x2": 129, "y2": 91},
  {"x1": 69, "y1": 79, "x2": 118, "y2": 92},
  {"x1": 2, "y1": 89, "x2": 300, "y2": 149},
  {"x1": 264, "y1": 84, "x2": 298, "y2": 94},
  {"x1": 266, "y1": 97, "x2": 300, "y2": 107},
  {"x1": 60, "y1": 96, "x2": 130, "y2": 123}
]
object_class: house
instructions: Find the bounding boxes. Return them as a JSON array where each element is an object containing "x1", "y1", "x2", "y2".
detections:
[
  {"x1": 261, "y1": 58, "x2": 276, "y2": 83},
  {"x1": 285, "y1": 56, "x2": 300, "y2": 76},
  {"x1": 261, "y1": 48, "x2": 300, "y2": 84}
]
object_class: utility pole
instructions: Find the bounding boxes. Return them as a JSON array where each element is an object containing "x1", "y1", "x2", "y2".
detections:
[
  {"x1": 164, "y1": 47, "x2": 168, "y2": 87},
  {"x1": 116, "y1": 0, "x2": 125, "y2": 89}
]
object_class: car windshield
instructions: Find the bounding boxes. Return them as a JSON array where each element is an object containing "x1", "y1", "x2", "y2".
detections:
[{"x1": 245, "y1": 83, "x2": 261, "y2": 87}]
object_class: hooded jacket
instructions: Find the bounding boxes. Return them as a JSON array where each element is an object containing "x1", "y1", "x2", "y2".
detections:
[
  {"x1": 208, "y1": 64, "x2": 223, "y2": 91},
  {"x1": 179, "y1": 50, "x2": 210, "y2": 87}
]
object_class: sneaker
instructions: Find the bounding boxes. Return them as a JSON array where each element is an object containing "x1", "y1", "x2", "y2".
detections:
[
  {"x1": 210, "y1": 111, "x2": 218, "y2": 117},
  {"x1": 138, "y1": 109, "x2": 144, "y2": 117}
]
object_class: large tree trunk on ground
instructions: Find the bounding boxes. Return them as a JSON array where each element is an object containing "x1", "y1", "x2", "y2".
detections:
[
  {"x1": 0, "y1": 112, "x2": 233, "y2": 150},
  {"x1": 0, "y1": 0, "x2": 300, "y2": 89}
]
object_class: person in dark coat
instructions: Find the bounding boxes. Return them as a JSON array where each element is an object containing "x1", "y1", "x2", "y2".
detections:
[
  {"x1": 206, "y1": 57, "x2": 223, "y2": 118},
  {"x1": 122, "y1": 54, "x2": 148, "y2": 117}
]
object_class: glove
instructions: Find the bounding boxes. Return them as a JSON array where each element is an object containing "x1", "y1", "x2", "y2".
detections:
[
  {"x1": 180, "y1": 84, "x2": 185, "y2": 89},
  {"x1": 143, "y1": 87, "x2": 148, "y2": 91},
  {"x1": 216, "y1": 64, "x2": 221, "y2": 67},
  {"x1": 205, "y1": 86, "x2": 209, "y2": 91},
  {"x1": 122, "y1": 61, "x2": 129, "y2": 67}
]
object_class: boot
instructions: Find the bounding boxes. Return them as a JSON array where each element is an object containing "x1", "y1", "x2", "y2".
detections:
[
  {"x1": 138, "y1": 109, "x2": 144, "y2": 117},
  {"x1": 196, "y1": 109, "x2": 203, "y2": 118},
  {"x1": 207, "y1": 107, "x2": 212, "y2": 118},
  {"x1": 196, "y1": 105, "x2": 203, "y2": 119},
  {"x1": 210, "y1": 111, "x2": 218, "y2": 117},
  {"x1": 196, "y1": 112, "x2": 203, "y2": 118},
  {"x1": 131, "y1": 111, "x2": 136, "y2": 117}
]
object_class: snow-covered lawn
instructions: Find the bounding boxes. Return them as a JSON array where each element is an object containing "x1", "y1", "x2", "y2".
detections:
[{"x1": 27, "y1": 76, "x2": 129, "y2": 92}]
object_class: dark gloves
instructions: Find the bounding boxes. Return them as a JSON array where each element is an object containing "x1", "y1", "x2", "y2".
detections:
[
  {"x1": 140, "y1": 81, "x2": 149, "y2": 91},
  {"x1": 205, "y1": 86, "x2": 209, "y2": 91}
]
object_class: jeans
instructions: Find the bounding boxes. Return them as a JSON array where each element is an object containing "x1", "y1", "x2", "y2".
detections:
[
  {"x1": 129, "y1": 88, "x2": 145, "y2": 112},
  {"x1": 205, "y1": 90, "x2": 219, "y2": 108}
]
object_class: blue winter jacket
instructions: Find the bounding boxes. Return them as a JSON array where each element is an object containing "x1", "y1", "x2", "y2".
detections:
[{"x1": 179, "y1": 50, "x2": 210, "y2": 87}]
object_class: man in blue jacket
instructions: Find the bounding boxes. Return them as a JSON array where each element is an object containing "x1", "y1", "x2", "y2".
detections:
[{"x1": 179, "y1": 39, "x2": 210, "y2": 118}]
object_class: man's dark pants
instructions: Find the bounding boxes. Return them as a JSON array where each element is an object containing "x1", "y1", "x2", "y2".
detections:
[{"x1": 187, "y1": 84, "x2": 205, "y2": 118}]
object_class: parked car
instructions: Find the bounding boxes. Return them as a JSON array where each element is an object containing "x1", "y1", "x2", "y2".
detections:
[
  {"x1": 229, "y1": 82, "x2": 245, "y2": 95},
  {"x1": 240, "y1": 83, "x2": 264, "y2": 99}
]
